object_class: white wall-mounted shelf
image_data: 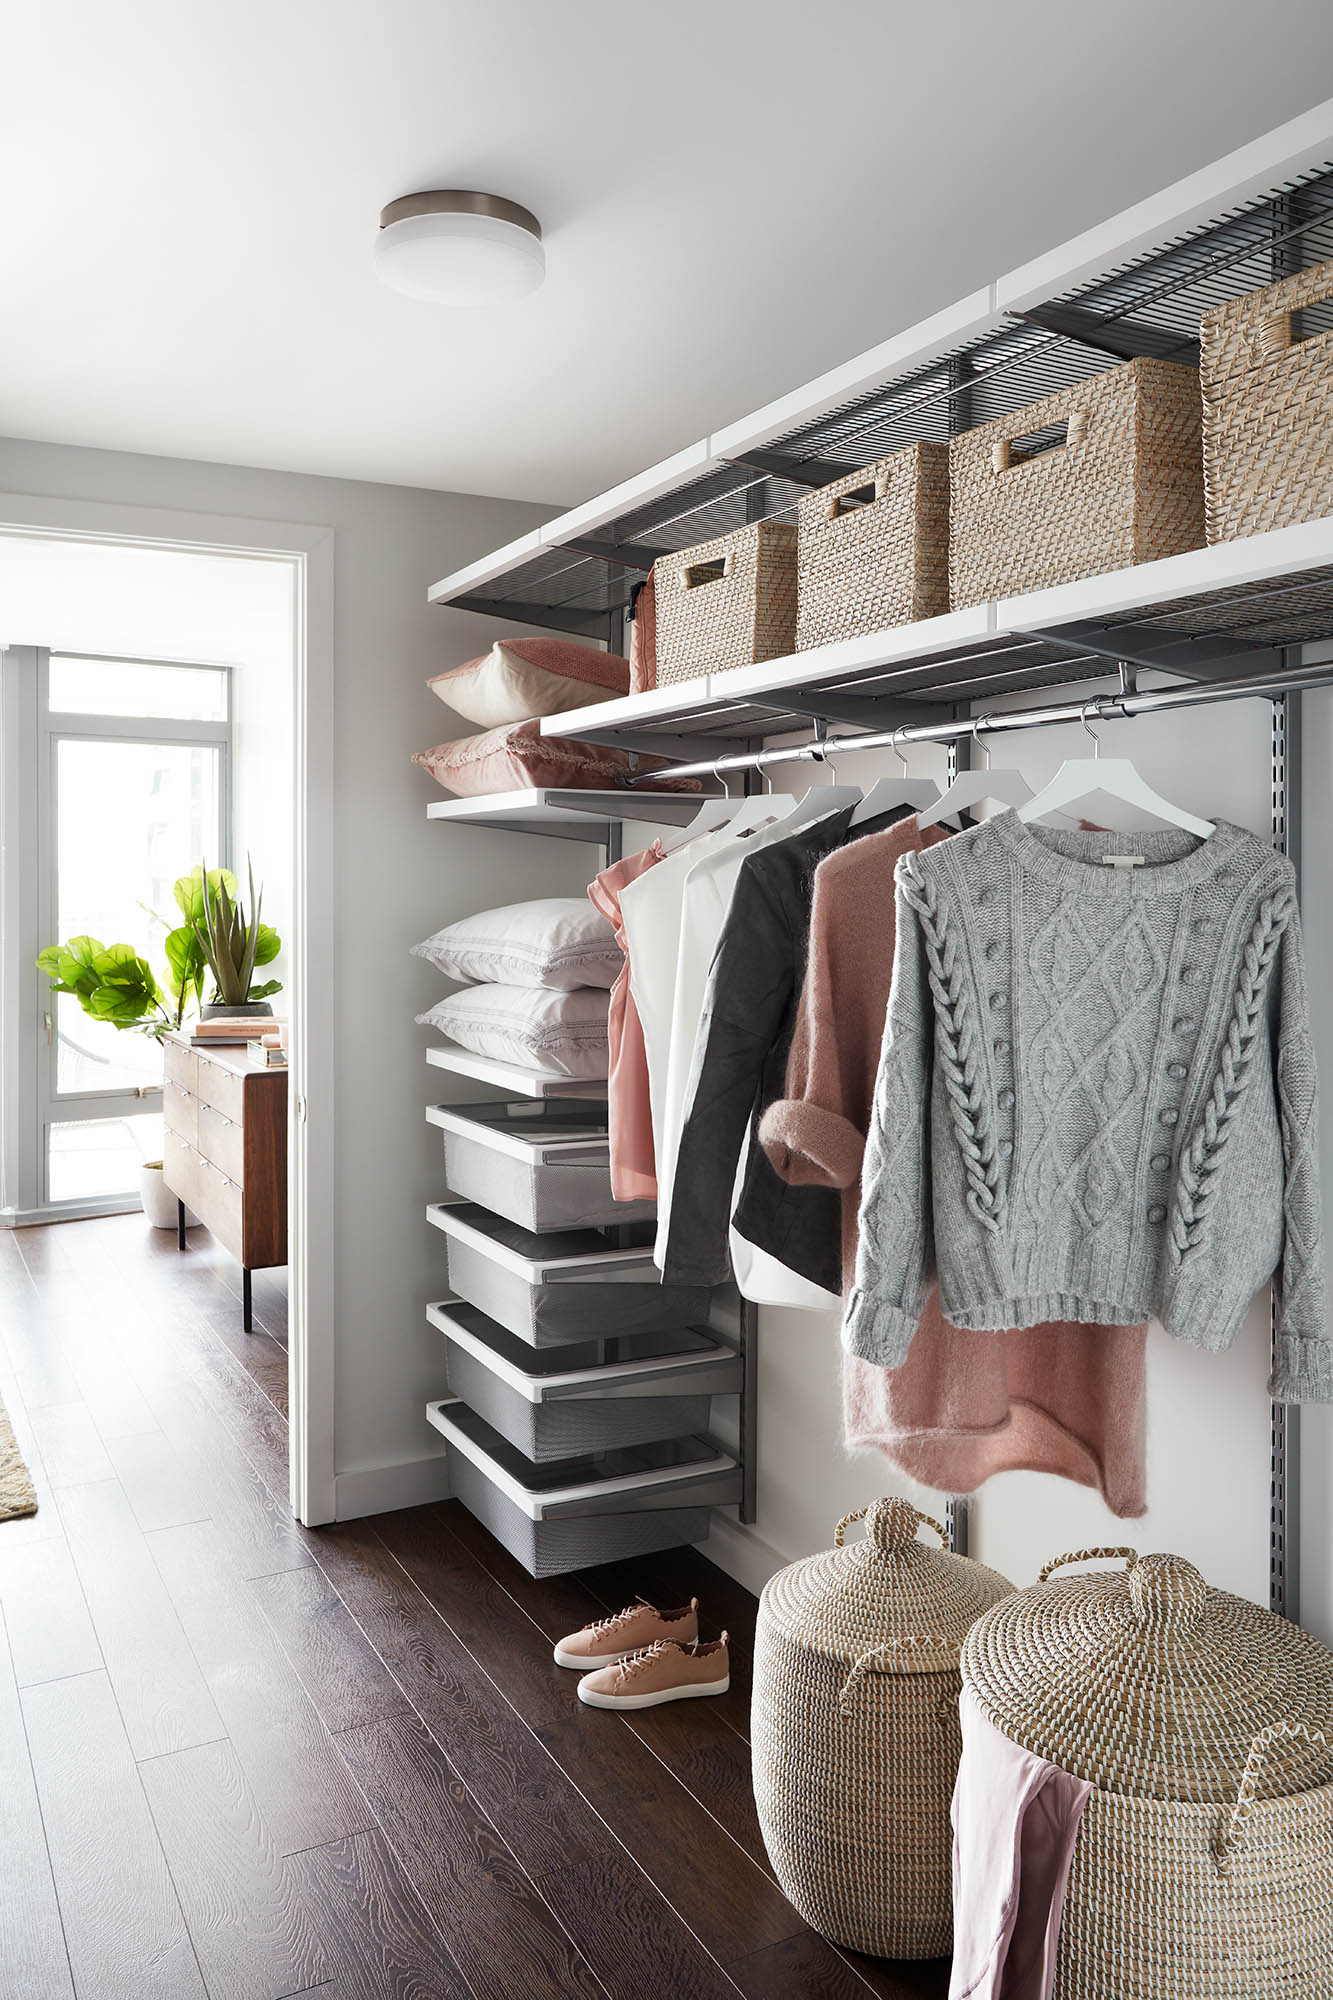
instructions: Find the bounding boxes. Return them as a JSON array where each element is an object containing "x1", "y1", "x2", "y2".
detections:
[
  {"x1": 531, "y1": 518, "x2": 1333, "y2": 749},
  {"x1": 425, "y1": 1043, "x2": 608, "y2": 1100},
  {"x1": 424, "y1": 786, "x2": 709, "y2": 841},
  {"x1": 425, "y1": 97, "x2": 1333, "y2": 676}
]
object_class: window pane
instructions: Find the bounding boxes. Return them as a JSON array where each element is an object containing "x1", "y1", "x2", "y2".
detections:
[
  {"x1": 48, "y1": 1113, "x2": 163, "y2": 1203},
  {"x1": 55, "y1": 737, "x2": 221, "y2": 1094},
  {"x1": 49, "y1": 656, "x2": 228, "y2": 721}
]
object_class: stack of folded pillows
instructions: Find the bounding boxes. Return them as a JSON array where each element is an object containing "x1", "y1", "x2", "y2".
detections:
[
  {"x1": 411, "y1": 635, "x2": 688, "y2": 795},
  {"x1": 413, "y1": 898, "x2": 621, "y2": 1079}
]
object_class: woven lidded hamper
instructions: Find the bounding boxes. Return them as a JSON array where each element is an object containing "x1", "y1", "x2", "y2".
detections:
[
  {"x1": 795, "y1": 444, "x2": 950, "y2": 651},
  {"x1": 653, "y1": 520, "x2": 797, "y2": 686},
  {"x1": 1201, "y1": 253, "x2": 1333, "y2": 543},
  {"x1": 949, "y1": 356, "x2": 1204, "y2": 607},
  {"x1": 962, "y1": 1545, "x2": 1333, "y2": 2000},
  {"x1": 752, "y1": 1497, "x2": 1013, "y2": 1958}
]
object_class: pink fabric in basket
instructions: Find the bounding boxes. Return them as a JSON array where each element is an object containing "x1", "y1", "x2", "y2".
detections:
[{"x1": 950, "y1": 1690, "x2": 1092, "y2": 2000}]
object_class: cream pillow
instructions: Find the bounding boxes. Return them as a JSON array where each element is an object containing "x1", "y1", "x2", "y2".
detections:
[
  {"x1": 416, "y1": 985, "x2": 610, "y2": 1078},
  {"x1": 428, "y1": 638, "x2": 630, "y2": 728},
  {"x1": 412, "y1": 899, "x2": 620, "y2": 990}
]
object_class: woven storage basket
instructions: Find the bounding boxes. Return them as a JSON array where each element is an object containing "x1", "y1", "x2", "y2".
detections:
[
  {"x1": 962, "y1": 1545, "x2": 1333, "y2": 2000},
  {"x1": 653, "y1": 521, "x2": 797, "y2": 685},
  {"x1": 949, "y1": 357, "x2": 1204, "y2": 607},
  {"x1": 751, "y1": 1496, "x2": 1013, "y2": 1958},
  {"x1": 794, "y1": 444, "x2": 950, "y2": 650},
  {"x1": 1201, "y1": 254, "x2": 1333, "y2": 542}
]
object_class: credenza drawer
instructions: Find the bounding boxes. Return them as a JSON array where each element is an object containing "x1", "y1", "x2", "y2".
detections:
[
  {"x1": 197, "y1": 1100, "x2": 245, "y2": 1185},
  {"x1": 164, "y1": 1039, "x2": 198, "y2": 1096},
  {"x1": 162, "y1": 1128, "x2": 201, "y2": 1210},
  {"x1": 163, "y1": 1077, "x2": 198, "y2": 1148},
  {"x1": 194, "y1": 1051, "x2": 246, "y2": 1123}
]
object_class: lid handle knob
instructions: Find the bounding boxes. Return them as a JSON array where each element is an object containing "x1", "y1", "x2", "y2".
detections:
[
  {"x1": 835, "y1": 1497, "x2": 948, "y2": 1556},
  {"x1": 1129, "y1": 1552, "x2": 1208, "y2": 1632}
]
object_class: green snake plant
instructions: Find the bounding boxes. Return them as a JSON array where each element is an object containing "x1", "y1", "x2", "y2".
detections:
[{"x1": 189, "y1": 859, "x2": 282, "y2": 1007}]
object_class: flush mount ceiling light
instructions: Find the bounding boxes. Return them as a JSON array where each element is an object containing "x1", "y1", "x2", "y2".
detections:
[{"x1": 374, "y1": 190, "x2": 545, "y2": 305}]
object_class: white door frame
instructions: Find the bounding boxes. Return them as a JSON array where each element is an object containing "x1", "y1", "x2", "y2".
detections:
[{"x1": 0, "y1": 493, "x2": 336, "y2": 1526}]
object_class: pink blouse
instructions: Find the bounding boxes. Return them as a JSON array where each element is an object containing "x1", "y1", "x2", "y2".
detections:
[{"x1": 589, "y1": 842, "x2": 664, "y2": 1201}]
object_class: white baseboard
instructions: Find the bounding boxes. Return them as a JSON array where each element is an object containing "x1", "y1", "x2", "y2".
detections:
[
  {"x1": 334, "y1": 1450, "x2": 452, "y2": 1521},
  {"x1": 0, "y1": 1195, "x2": 141, "y2": 1228},
  {"x1": 702, "y1": 1512, "x2": 790, "y2": 1599}
]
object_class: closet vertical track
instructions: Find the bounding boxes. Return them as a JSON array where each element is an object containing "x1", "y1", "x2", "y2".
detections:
[{"x1": 1271, "y1": 674, "x2": 1300, "y2": 1620}]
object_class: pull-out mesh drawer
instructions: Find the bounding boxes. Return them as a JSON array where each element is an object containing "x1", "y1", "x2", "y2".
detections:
[
  {"x1": 427, "y1": 1399, "x2": 738, "y2": 1578},
  {"x1": 428, "y1": 1100, "x2": 656, "y2": 1233},
  {"x1": 428, "y1": 1300, "x2": 741, "y2": 1460},
  {"x1": 427, "y1": 1202, "x2": 711, "y2": 1347}
]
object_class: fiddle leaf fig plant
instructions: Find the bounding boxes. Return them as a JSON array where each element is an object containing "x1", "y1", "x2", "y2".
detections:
[{"x1": 37, "y1": 859, "x2": 283, "y2": 1039}]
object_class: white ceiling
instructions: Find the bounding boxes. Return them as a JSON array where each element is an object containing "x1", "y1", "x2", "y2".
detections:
[{"x1": 5, "y1": 2, "x2": 1333, "y2": 508}]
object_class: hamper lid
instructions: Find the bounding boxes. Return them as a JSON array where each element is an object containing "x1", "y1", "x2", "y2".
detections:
[
  {"x1": 763, "y1": 1497, "x2": 1013, "y2": 1675},
  {"x1": 962, "y1": 1546, "x2": 1333, "y2": 1805}
]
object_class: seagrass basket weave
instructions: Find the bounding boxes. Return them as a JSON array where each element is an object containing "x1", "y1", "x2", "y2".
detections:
[
  {"x1": 962, "y1": 1546, "x2": 1333, "y2": 2000},
  {"x1": 653, "y1": 520, "x2": 797, "y2": 686},
  {"x1": 795, "y1": 443, "x2": 950, "y2": 651},
  {"x1": 949, "y1": 356, "x2": 1204, "y2": 608},
  {"x1": 1201, "y1": 253, "x2": 1333, "y2": 543},
  {"x1": 751, "y1": 1496, "x2": 1013, "y2": 1958}
]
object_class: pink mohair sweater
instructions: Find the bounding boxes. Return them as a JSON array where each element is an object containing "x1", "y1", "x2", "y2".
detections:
[{"x1": 758, "y1": 815, "x2": 1148, "y2": 1516}]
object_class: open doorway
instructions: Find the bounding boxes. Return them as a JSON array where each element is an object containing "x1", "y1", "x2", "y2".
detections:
[{"x1": 0, "y1": 514, "x2": 334, "y2": 1523}]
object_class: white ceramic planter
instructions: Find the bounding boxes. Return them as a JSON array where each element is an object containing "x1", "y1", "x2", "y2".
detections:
[{"x1": 139, "y1": 1162, "x2": 197, "y2": 1231}]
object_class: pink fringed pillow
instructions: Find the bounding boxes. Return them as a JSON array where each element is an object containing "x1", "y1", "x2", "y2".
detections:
[
  {"x1": 428, "y1": 637, "x2": 630, "y2": 728},
  {"x1": 412, "y1": 720, "x2": 699, "y2": 796}
]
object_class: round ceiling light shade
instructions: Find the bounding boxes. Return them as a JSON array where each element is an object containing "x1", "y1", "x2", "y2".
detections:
[{"x1": 374, "y1": 191, "x2": 545, "y2": 305}]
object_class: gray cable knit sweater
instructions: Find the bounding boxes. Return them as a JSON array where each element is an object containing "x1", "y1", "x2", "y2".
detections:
[{"x1": 844, "y1": 812, "x2": 1331, "y2": 1404}]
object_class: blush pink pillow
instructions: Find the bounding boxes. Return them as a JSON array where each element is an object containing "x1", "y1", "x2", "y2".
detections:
[
  {"x1": 412, "y1": 720, "x2": 699, "y2": 795},
  {"x1": 428, "y1": 637, "x2": 630, "y2": 728}
]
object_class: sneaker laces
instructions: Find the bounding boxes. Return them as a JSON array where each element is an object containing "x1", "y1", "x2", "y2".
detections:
[
  {"x1": 614, "y1": 1640, "x2": 672, "y2": 1685},
  {"x1": 585, "y1": 1596, "x2": 654, "y2": 1642}
]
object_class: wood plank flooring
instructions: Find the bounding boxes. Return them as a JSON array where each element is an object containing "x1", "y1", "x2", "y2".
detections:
[{"x1": 0, "y1": 1216, "x2": 950, "y2": 2000}]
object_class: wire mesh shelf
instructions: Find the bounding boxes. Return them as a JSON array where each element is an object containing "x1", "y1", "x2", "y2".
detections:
[{"x1": 434, "y1": 160, "x2": 1333, "y2": 637}]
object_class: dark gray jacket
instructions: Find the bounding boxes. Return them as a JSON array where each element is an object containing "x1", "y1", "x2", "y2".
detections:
[{"x1": 661, "y1": 805, "x2": 908, "y2": 1294}]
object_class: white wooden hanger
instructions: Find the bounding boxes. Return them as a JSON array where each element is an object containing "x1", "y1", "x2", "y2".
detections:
[
  {"x1": 917, "y1": 714, "x2": 1035, "y2": 829},
  {"x1": 1017, "y1": 700, "x2": 1214, "y2": 838},
  {"x1": 656, "y1": 761, "x2": 798, "y2": 853},
  {"x1": 772, "y1": 734, "x2": 862, "y2": 830},
  {"x1": 848, "y1": 727, "x2": 943, "y2": 827}
]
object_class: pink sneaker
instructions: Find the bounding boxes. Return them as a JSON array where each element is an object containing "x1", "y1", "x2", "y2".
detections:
[
  {"x1": 552, "y1": 1596, "x2": 699, "y2": 1671},
  {"x1": 576, "y1": 1633, "x2": 730, "y2": 1710}
]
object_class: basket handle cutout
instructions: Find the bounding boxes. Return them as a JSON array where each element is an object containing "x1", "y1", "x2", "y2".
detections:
[
  {"x1": 682, "y1": 554, "x2": 733, "y2": 590},
  {"x1": 1214, "y1": 1720, "x2": 1333, "y2": 1875},
  {"x1": 837, "y1": 1638, "x2": 961, "y2": 1712},
  {"x1": 1038, "y1": 1546, "x2": 1138, "y2": 1584},
  {"x1": 826, "y1": 480, "x2": 878, "y2": 521},
  {"x1": 992, "y1": 410, "x2": 1088, "y2": 474},
  {"x1": 1259, "y1": 288, "x2": 1333, "y2": 357}
]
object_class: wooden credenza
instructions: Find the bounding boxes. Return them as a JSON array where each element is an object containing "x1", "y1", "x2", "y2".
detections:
[{"x1": 162, "y1": 1033, "x2": 287, "y2": 1330}]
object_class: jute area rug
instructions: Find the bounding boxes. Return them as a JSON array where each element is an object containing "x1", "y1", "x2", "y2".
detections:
[{"x1": 0, "y1": 1395, "x2": 37, "y2": 1520}]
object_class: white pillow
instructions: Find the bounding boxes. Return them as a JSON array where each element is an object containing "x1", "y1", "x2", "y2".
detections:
[
  {"x1": 416, "y1": 985, "x2": 610, "y2": 1078},
  {"x1": 412, "y1": 898, "x2": 620, "y2": 990}
]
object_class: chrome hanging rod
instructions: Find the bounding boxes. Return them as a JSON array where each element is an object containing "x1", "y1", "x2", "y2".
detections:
[{"x1": 627, "y1": 654, "x2": 1333, "y2": 785}]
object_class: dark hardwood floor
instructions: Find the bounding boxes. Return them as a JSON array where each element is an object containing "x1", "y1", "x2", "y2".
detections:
[{"x1": 0, "y1": 1216, "x2": 950, "y2": 2000}]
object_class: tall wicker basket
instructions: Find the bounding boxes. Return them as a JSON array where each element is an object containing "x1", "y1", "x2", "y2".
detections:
[
  {"x1": 751, "y1": 1497, "x2": 1013, "y2": 1959},
  {"x1": 795, "y1": 444, "x2": 950, "y2": 651},
  {"x1": 949, "y1": 356, "x2": 1204, "y2": 607},
  {"x1": 962, "y1": 1546, "x2": 1333, "y2": 2000},
  {"x1": 652, "y1": 520, "x2": 797, "y2": 686},
  {"x1": 1201, "y1": 253, "x2": 1333, "y2": 543}
]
